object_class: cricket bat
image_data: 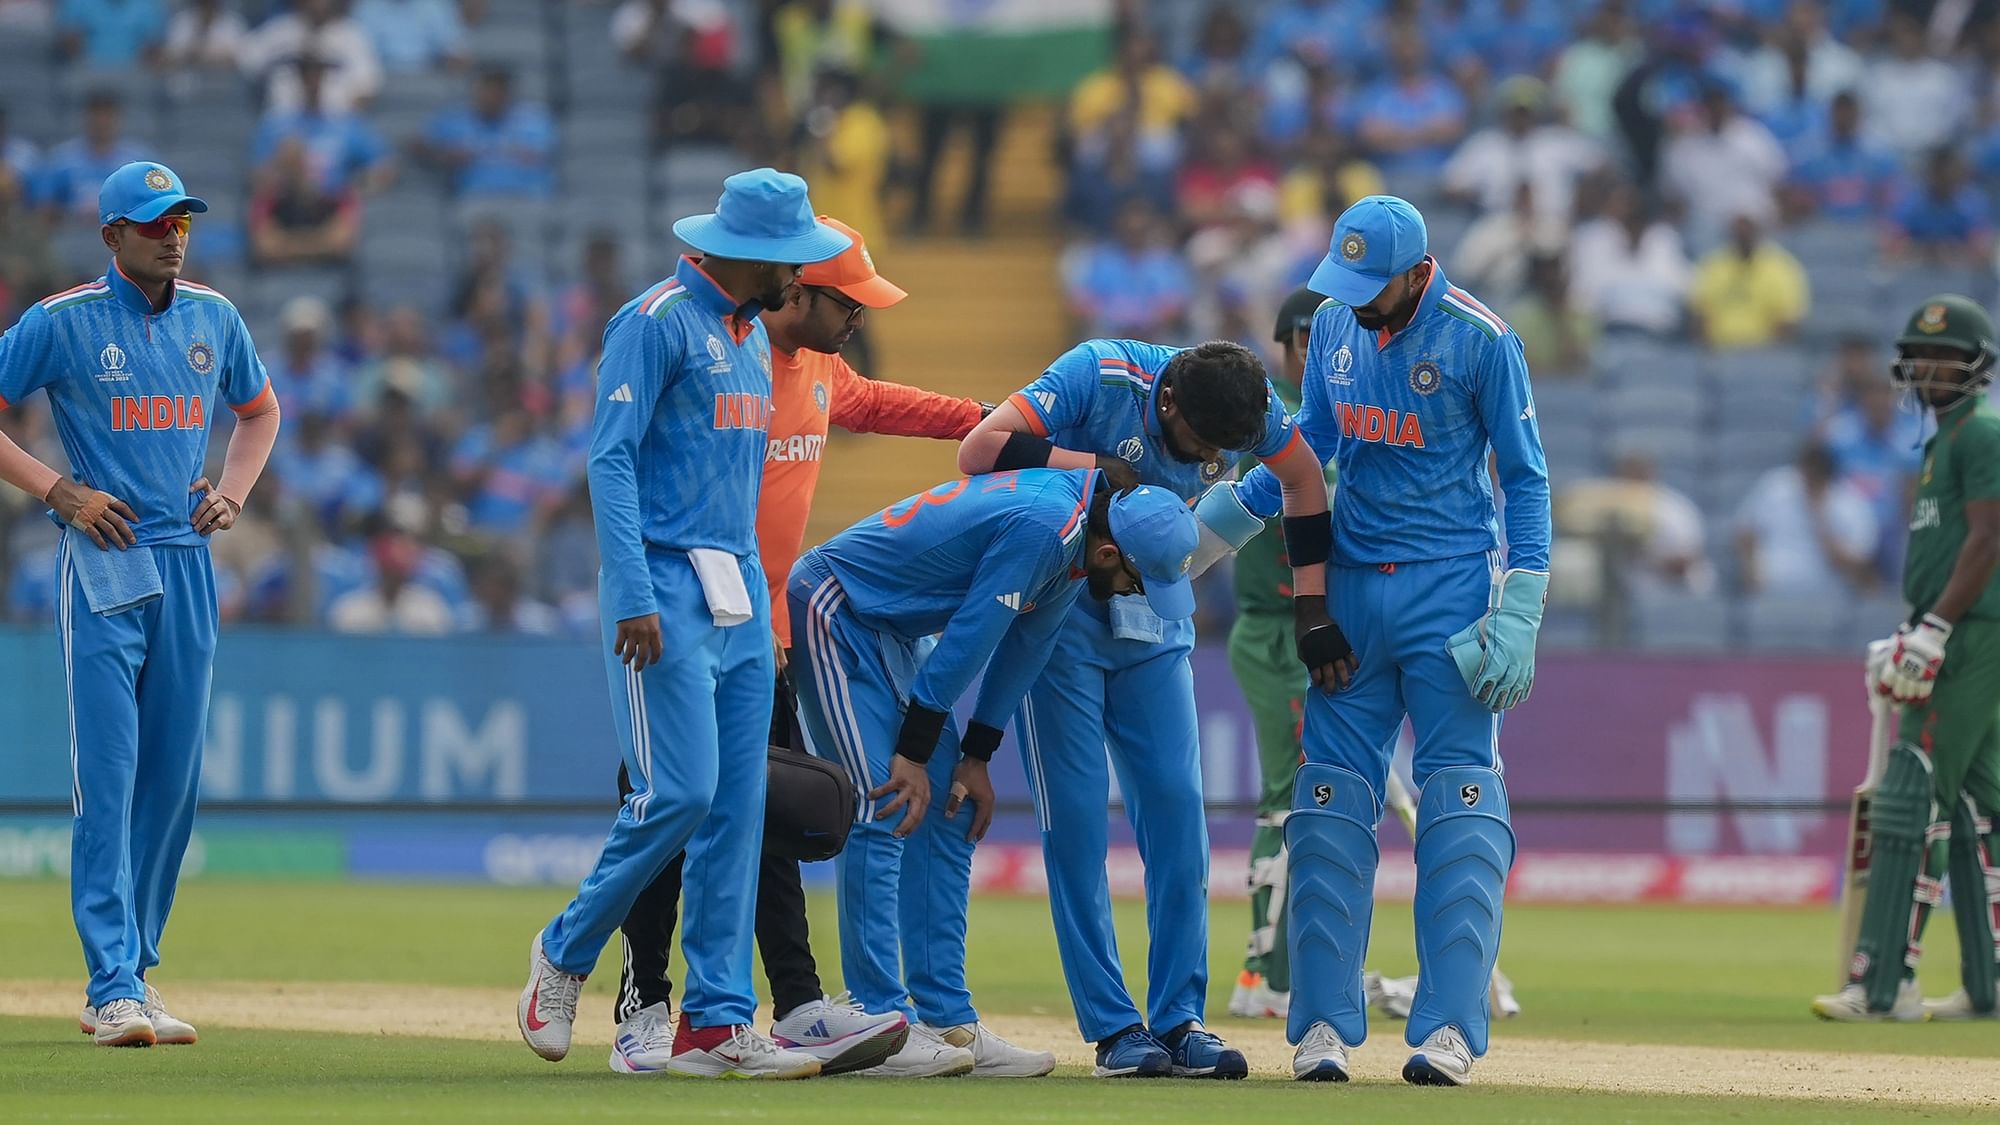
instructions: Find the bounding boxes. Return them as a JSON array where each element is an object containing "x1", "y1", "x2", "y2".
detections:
[
  {"x1": 1836, "y1": 642, "x2": 1899, "y2": 987},
  {"x1": 1385, "y1": 769, "x2": 1521, "y2": 1017}
]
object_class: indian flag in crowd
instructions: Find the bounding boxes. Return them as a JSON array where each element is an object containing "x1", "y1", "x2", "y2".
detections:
[{"x1": 874, "y1": 0, "x2": 1115, "y2": 103}]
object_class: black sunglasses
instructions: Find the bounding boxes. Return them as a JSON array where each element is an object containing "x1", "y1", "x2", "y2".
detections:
[{"x1": 811, "y1": 286, "x2": 865, "y2": 324}]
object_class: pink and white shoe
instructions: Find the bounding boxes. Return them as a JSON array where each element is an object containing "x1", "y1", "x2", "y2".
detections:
[{"x1": 770, "y1": 992, "x2": 908, "y2": 1075}]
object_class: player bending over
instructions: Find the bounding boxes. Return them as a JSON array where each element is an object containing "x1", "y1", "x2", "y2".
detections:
[
  {"x1": 1814, "y1": 294, "x2": 2000, "y2": 1024},
  {"x1": 789, "y1": 468, "x2": 1198, "y2": 1077}
]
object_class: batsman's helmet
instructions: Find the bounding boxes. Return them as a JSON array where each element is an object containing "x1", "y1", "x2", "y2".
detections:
[{"x1": 1893, "y1": 293, "x2": 1999, "y2": 406}]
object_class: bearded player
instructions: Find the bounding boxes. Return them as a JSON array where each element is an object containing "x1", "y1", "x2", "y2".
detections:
[{"x1": 1814, "y1": 294, "x2": 2000, "y2": 1023}]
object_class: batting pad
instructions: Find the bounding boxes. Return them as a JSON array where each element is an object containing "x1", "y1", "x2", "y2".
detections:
[
  {"x1": 1947, "y1": 793, "x2": 2000, "y2": 1012},
  {"x1": 1284, "y1": 763, "x2": 1380, "y2": 1047},
  {"x1": 1408, "y1": 766, "x2": 1515, "y2": 1057},
  {"x1": 1855, "y1": 745, "x2": 1934, "y2": 1011}
]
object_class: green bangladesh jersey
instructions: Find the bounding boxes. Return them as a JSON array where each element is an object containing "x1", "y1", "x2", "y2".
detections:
[
  {"x1": 1233, "y1": 378, "x2": 1335, "y2": 615},
  {"x1": 1906, "y1": 398, "x2": 2000, "y2": 620}
]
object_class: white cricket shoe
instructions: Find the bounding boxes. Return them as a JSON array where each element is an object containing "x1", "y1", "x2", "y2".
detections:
[
  {"x1": 1291, "y1": 1020, "x2": 1351, "y2": 1082},
  {"x1": 1227, "y1": 971, "x2": 1261, "y2": 1017},
  {"x1": 1490, "y1": 968, "x2": 1522, "y2": 1020},
  {"x1": 666, "y1": 1023, "x2": 821, "y2": 1079},
  {"x1": 1366, "y1": 972, "x2": 1417, "y2": 1019},
  {"x1": 931, "y1": 1021, "x2": 1056, "y2": 1077},
  {"x1": 92, "y1": 998, "x2": 156, "y2": 1048},
  {"x1": 141, "y1": 984, "x2": 198, "y2": 1044},
  {"x1": 517, "y1": 933, "x2": 584, "y2": 1061},
  {"x1": 863, "y1": 1021, "x2": 975, "y2": 1077},
  {"x1": 1923, "y1": 986, "x2": 2000, "y2": 1021},
  {"x1": 1811, "y1": 980, "x2": 1924, "y2": 1023},
  {"x1": 1403, "y1": 1024, "x2": 1475, "y2": 1086},
  {"x1": 771, "y1": 992, "x2": 909, "y2": 1075},
  {"x1": 608, "y1": 1002, "x2": 676, "y2": 1074}
]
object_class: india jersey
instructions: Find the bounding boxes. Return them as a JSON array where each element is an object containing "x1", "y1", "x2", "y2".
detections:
[
  {"x1": 807, "y1": 467, "x2": 1093, "y2": 726},
  {"x1": 1238, "y1": 262, "x2": 1551, "y2": 571},
  {"x1": 0, "y1": 267, "x2": 273, "y2": 547},
  {"x1": 589, "y1": 256, "x2": 775, "y2": 622},
  {"x1": 1006, "y1": 338, "x2": 1304, "y2": 504},
  {"x1": 1905, "y1": 398, "x2": 2000, "y2": 620}
]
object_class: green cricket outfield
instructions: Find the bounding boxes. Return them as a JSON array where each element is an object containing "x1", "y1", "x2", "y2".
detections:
[{"x1": 1, "y1": 879, "x2": 1995, "y2": 1122}]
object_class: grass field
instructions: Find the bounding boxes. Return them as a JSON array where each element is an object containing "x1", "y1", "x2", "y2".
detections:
[{"x1": 2, "y1": 878, "x2": 1997, "y2": 1122}]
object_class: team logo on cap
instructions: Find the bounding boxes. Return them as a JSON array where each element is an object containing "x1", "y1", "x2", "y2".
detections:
[
  {"x1": 143, "y1": 168, "x2": 172, "y2": 192},
  {"x1": 186, "y1": 340, "x2": 215, "y2": 375},
  {"x1": 1330, "y1": 344, "x2": 1354, "y2": 385},
  {"x1": 1180, "y1": 552, "x2": 1194, "y2": 576},
  {"x1": 1409, "y1": 360, "x2": 1442, "y2": 396},
  {"x1": 1117, "y1": 436, "x2": 1143, "y2": 463},
  {"x1": 1918, "y1": 303, "x2": 1948, "y2": 334},
  {"x1": 1340, "y1": 231, "x2": 1367, "y2": 262},
  {"x1": 860, "y1": 246, "x2": 875, "y2": 271}
]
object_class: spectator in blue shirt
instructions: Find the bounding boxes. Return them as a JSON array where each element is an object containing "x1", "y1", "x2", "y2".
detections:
[
  {"x1": 416, "y1": 65, "x2": 556, "y2": 202},
  {"x1": 1884, "y1": 146, "x2": 1993, "y2": 267},
  {"x1": 56, "y1": 0, "x2": 164, "y2": 66},
  {"x1": 1063, "y1": 199, "x2": 1193, "y2": 341},
  {"x1": 450, "y1": 409, "x2": 572, "y2": 534},
  {"x1": 1473, "y1": 0, "x2": 1571, "y2": 81},
  {"x1": 1784, "y1": 90, "x2": 1896, "y2": 221},
  {"x1": 266, "y1": 297, "x2": 356, "y2": 425},
  {"x1": 275, "y1": 410, "x2": 378, "y2": 536},
  {"x1": 1063, "y1": 112, "x2": 1179, "y2": 238},
  {"x1": 1179, "y1": 3, "x2": 1253, "y2": 91},
  {"x1": 353, "y1": 0, "x2": 467, "y2": 73},
  {"x1": 1353, "y1": 28, "x2": 1467, "y2": 176},
  {"x1": 1821, "y1": 370, "x2": 1924, "y2": 580},
  {"x1": 251, "y1": 55, "x2": 392, "y2": 194},
  {"x1": 33, "y1": 91, "x2": 148, "y2": 218},
  {"x1": 1251, "y1": 0, "x2": 1379, "y2": 75},
  {"x1": 0, "y1": 105, "x2": 35, "y2": 202}
]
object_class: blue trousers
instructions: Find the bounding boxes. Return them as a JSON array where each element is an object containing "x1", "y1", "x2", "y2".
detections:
[
  {"x1": 1017, "y1": 604, "x2": 1208, "y2": 1042},
  {"x1": 63, "y1": 541, "x2": 217, "y2": 1008},
  {"x1": 1302, "y1": 555, "x2": 1501, "y2": 787},
  {"x1": 788, "y1": 559, "x2": 978, "y2": 1026},
  {"x1": 542, "y1": 550, "x2": 773, "y2": 1029}
]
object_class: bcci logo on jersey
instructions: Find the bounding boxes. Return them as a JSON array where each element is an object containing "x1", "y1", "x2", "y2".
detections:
[
  {"x1": 187, "y1": 340, "x2": 215, "y2": 375},
  {"x1": 97, "y1": 343, "x2": 130, "y2": 383},
  {"x1": 1408, "y1": 361, "x2": 1443, "y2": 396}
]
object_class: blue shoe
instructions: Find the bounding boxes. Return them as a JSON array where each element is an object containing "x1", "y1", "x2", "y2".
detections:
[
  {"x1": 1092, "y1": 1025, "x2": 1172, "y2": 1078},
  {"x1": 1158, "y1": 1020, "x2": 1248, "y2": 1079}
]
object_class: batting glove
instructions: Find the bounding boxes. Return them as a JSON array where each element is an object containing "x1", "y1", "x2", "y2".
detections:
[{"x1": 1880, "y1": 615, "x2": 1950, "y2": 704}]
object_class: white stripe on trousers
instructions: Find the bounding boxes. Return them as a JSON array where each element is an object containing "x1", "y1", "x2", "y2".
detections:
[
  {"x1": 58, "y1": 535, "x2": 79, "y2": 817},
  {"x1": 804, "y1": 577, "x2": 872, "y2": 824},
  {"x1": 1019, "y1": 694, "x2": 1052, "y2": 833},
  {"x1": 626, "y1": 662, "x2": 652, "y2": 822}
]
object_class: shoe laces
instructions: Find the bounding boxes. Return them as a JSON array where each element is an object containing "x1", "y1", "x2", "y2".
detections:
[
  {"x1": 728, "y1": 1024, "x2": 784, "y2": 1060},
  {"x1": 1301, "y1": 1021, "x2": 1345, "y2": 1052},
  {"x1": 537, "y1": 962, "x2": 582, "y2": 1021},
  {"x1": 100, "y1": 998, "x2": 145, "y2": 1023},
  {"x1": 626, "y1": 1008, "x2": 673, "y2": 1053},
  {"x1": 1429, "y1": 1025, "x2": 1470, "y2": 1058},
  {"x1": 142, "y1": 983, "x2": 167, "y2": 1016},
  {"x1": 825, "y1": 990, "x2": 865, "y2": 1015}
]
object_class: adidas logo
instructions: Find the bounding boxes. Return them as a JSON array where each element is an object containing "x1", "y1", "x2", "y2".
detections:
[
  {"x1": 995, "y1": 592, "x2": 1022, "y2": 610},
  {"x1": 1519, "y1": 403, "x2": 1535, "y2": 421},
  {"x1": 806, "y1": 1020, "x2": 828, "y2": 1039},
  {"x1": 1035, "y1": 391, "x2": 1056, "y2": 413},
  {"x1": 608, "y1": 383, "x2": 634, "y2": 403}
]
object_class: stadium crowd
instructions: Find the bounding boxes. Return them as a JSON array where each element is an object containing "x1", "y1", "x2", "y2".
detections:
[{"x1": 0, "y1": 0, "x2": 1995, "y2": 648}]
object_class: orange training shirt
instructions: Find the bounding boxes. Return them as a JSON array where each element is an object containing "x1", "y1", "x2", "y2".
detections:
[{"x1": 761, "y1": 344, "x2": 983, "y2": 645}]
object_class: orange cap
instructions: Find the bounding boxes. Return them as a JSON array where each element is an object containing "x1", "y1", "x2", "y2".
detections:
[{"x1": 798, "y1": 216, "x2": 907, "y2": 308}]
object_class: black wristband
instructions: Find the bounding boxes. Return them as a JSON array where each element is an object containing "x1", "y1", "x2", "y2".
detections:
[
  {"x1": 960, "y1": 721, "x2": 1004, "y2": 763},
  {"x1": 995, "y1": 431, "x2": 1055, "y2": 471},
  {"x1": 1282, "y1": 511, "x2": 1334, "y2": 567},
  {"x1": 894, "y1": 704, "x2": 949, "y2": 765}
]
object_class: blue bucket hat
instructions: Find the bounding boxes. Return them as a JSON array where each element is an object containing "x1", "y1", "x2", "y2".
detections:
[
  {"x1": 99, "y1": 161, "x2": 208, "y2": 226},
  {"x1": 1107, "y1": 485, "x2": 1202, "y2": 621},
  {"x1": 1308, "y1": 194, "x2": 1428, "y2": 307},
  {"x1": 672, "y1": 168, "x2": 851, "y2": 264}
]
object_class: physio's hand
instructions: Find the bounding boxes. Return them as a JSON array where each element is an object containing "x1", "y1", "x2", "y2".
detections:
[
  {"x1": 47, "y1": 479, "x2": 136, "y2": 550},
  {"x1": 1094, "y1": 454, "x2": 1140, "y2": 492},
  {"x1": 613, "y1": 613, "x2": 663, "y2": 668},
  {"x1": 1447, "y1": 569, "x2": 1548, "y2": 712},
  {"x1": 189, "y1": 477, "x2": 240, "y2": 535},
  {"x1": 1294, "y1": 593, "x2": 1357, "y2": 691},
  {"x1": 945, "y1": 757, "x2": 995, "y2": 843},
  {"x1": 1879, "y1": 615, "x2": 1950, "y2": 704},
  {"x1": 871, "y1": 753, "x2": 931, "y2": 838}
]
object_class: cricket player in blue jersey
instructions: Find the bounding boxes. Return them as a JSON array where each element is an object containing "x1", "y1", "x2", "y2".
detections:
[
  {"x1": 1231, "y1": 195, "x2": 1551, "y2": 1086},
  {"x1": 961, "y1": 341, "x2": 1347, "y2": 1078},
  {"x1": 0, "y1": 161, "x2": 281, "y2": 1047},
  {"x1": 515, "y1": 170, "x2": 852, "y2": 1080},
  {"x1": 791, "y1": 468, "x2": 1198, "y2": 1078}
]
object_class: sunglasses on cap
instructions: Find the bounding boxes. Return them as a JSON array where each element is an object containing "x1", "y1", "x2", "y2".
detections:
[{"x1": 116, "y1": 213, "x2": 194, "y2": 239}]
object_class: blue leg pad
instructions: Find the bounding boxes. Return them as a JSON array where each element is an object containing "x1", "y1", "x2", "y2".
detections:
[
  {"x1": 1284, "y1": 763, "x2": 1379, "y2": 1046},
  {"x1": 1408, "y1": 766, "x2": 1515, "y2": 1057}
]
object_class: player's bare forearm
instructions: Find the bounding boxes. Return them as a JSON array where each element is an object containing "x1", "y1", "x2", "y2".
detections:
[
  {"x1": 1927, "y1": 499, "x2": 2000, "y2": 624},
  {"x1": 216, "y1": 393, "x2": 281, "y2": 508}
]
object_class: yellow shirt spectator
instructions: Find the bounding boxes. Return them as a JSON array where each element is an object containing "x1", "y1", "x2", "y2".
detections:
[
  {"x1": 1069, "y1": 65, "x2": 1195, "y2": 136},
  {"x1": 799, "y1": 99, "x2": 892, "y2": 250},
  {"x1": 1691, "y1": 228, "x2": 1810, "y2": 349}
]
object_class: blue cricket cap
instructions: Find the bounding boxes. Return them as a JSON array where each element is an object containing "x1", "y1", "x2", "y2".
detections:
[
  {"x1": 672, "y1": 168, "x2": 852, "y2": 264},
  {"x1": 1107, "y1": 485, "x2": 1201, "y2": 621},
  {"x1": 1308, "y1": 194, "x2": 1428, "y2": 307},
  {"x1": 99, "y1": 161, "x2": 208, "y2": 226}
]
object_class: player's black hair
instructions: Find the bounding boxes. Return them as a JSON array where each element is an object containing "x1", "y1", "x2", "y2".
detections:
[
  {"x1": 1086, "y1": 481, "x2": 1114, "y2": 541},
  {"x1": 1162, "y1": 340, "x2": 1270, "y2": 451}
]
